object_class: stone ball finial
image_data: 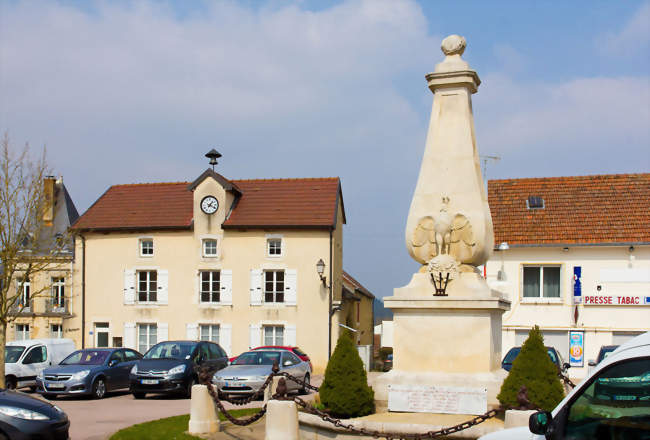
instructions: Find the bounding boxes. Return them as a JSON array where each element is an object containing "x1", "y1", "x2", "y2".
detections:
[{"x1": 441, "y1": 35, "x2": 466, "y2": 56}]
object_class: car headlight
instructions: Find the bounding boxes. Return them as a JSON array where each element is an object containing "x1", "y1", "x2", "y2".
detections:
[
  {"x1": 255, "y1": 376, "x2": 267, "y2": 381},
  {"x1": 168, "y1": 365, "x2": 186, "y2": 375},
  {"x1": 212, "y1": 375, "x2": 222, "y2": 382},
  {"x1": 0, "y1": 405, "x2": 50, "y2": 420},
  {"x1": 130, "y1": 364, "x2": 138, "y2": 375},
  {"x1": 71, "y1": 370, "x2": 90, "y2": 381}
]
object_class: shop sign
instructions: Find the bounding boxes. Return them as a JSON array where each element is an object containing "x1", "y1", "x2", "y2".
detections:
[
  {"x1": 569, "y1": 331, "x2": 584, "y2": 367},
  {"x1": 583, "y1": 293, "x2": 650, "y2": 306}
]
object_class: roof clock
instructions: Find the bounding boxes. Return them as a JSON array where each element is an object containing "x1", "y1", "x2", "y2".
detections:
[{"x1": 201, "y1": 195, "x2": 219, "y2": 215}]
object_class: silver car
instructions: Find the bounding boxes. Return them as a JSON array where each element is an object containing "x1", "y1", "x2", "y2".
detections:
[{"x1": 212, "y1": 349, "x2": 311, "y2": 398}]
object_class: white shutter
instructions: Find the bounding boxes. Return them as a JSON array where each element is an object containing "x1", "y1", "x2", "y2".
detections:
[
  {"x1": 250, "y1": 269, "x2": 262, "y2": 305},
  {"x1": 249, "y1": 324, "x2": 261, "y2": 349},
  {"x1": 221, "y1": 270, "x2": 232, "y2": 305},
  {"x1": 124, "y1": 322, "x2": 136, "y2": 349},
  {"x1": 285, "y1": 324, "x2": 297, "y2": 346},
  {"x1": 158, "y1": 269, "x2": 168, "y2": 304},
  {"x1": 158, "y1": 322, "x2": 169, "y2": 343},
  {"x1": 221, "y1": 324, "x2": 232, "y2": 356},
  {"x1": 186, "y1": 323, "x2": 198, "y2": 340},
  {"x1": 285, "y1": 269, "x2": 297, "y2": 305},
  {"x1": 124, "y1": 269, "x2": 135, "y2": 304}
]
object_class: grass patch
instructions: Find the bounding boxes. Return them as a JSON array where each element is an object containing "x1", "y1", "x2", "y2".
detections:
[{"x1": 110, "y1": 408, "x2": 261, "y2": 440}]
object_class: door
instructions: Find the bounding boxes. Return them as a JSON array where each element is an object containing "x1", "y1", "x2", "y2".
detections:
[
  {"x1": 280, "y1": 352, "x2": 303, "y2": 391},
  {"x1": 95, "y1": 323, "x2": 110, "y2": 347},
  {"x1": 20, "y1": 345, "x2": 49, "y2": 386},
  {"x1": 106, "y1": 350, "x2": 127, "y2": 390}
]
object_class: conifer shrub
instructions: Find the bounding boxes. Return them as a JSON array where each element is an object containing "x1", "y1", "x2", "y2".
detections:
[
  {"x1": 319, "y1": 331, "x2": 375, "y2": 418},
  {"x1": 497, "y1": 325, "x2": 565, "y2": 411}
]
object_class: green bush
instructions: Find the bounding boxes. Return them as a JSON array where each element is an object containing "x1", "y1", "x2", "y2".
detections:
[
  {"x1": 497, "y1": 326, "x2": 565, "y2": 411},
  {"x1": 319, "y1": 331, "x2": 375, "y2": 418}
]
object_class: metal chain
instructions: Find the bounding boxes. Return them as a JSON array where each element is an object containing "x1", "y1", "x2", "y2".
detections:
[
  {"x1": 292, "y1": 395, "x2": 501, "y2": 440},
  {"x1": 558, "y1": 371, "x2": 576, "y2": 388},
  {"x1": 198, "y1": 365, "x2": 501, "y2": 436}
]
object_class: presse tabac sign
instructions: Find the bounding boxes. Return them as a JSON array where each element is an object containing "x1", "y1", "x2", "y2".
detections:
[{"x1": 574, "y1": 266, "x2": 650, "y2": 306}]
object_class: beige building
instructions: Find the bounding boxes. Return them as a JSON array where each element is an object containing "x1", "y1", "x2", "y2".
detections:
[
  {"x1": 7, "y1": 177, "x2": 79, "y2": 342},
  {"x1": 67, "y1": 166, "x2": 374, "y2": 372},
  {"x1": 486, "y1": 174, "x2": 650, "y2": 378}
]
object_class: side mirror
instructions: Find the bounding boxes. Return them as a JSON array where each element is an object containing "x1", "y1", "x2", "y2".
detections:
[
  {"x1": 563, "y1": 362, "x2": 571, "y2": 370},
  {"x1": 283, "y1": 360, "x2": 292, "y2": 367},
  {"x1": 529, "y1": 411, "x2": 552, "y2": 435},
  {"x1": 588, "y1": 360, "x2": 596, "y2": 367}
]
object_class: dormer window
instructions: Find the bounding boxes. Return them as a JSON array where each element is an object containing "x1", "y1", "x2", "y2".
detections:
[
  {"x1": 140, "y1": 239, "x2": 154, "y2": 257},
  {"x1": 526, "y1": 196, "x2": 545, "y2": 210},
  {"x1": 267, "y1": 238, "x2": 282, "y2": 257}
]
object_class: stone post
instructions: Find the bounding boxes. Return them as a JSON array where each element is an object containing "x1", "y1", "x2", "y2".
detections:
[
  {"x1": 188, "y1": 384, "x2": 220, "y2": 434},
  {"x1": 265, "y1": 400, "x2": 299, "y2": 440}
]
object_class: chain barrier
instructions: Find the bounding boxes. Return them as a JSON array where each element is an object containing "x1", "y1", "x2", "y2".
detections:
[
  {"x1": 558, "y1": 371, "x2": 576, "y2": 389},
  {"x1": 198, "y1": 363, "x2": 502, "y2": 436}
]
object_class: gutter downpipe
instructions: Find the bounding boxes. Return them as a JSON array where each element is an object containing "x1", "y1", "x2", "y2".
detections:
[
  {"x1": 328, "y1": 228, "x2": 333, "y2": 359},
  {"x1": 81, "y1": 234, "x2": 86, "y2": 349}
]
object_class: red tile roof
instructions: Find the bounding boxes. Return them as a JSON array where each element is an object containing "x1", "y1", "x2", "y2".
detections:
[
  {"x1": 71, "y1": 177, "x2": 343, "y2": 231},
  {"x1": 343, "y1": 271, "x2": 375, "y2": 299},
  {"x1": 488, "y1": 173, "x2": 650, "y2": 246}
]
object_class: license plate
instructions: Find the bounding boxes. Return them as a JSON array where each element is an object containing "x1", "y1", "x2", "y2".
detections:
[
  {"x1": 47, "y1": 383, "x2": 65, "y2": 389},
  {"x1": 141, "y1": 379, "x2": 159, "y2": 385},
  {"x1": 226, "y1": 381, "x2": 244, "y2": 388}
]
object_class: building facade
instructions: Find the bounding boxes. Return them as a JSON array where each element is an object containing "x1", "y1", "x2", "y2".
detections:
[
  {"x1": 67, "y1": 168, "x2": 373, "y2": 372},
  {"x1": 486, "y1": 173, "x2": 650, "y2": 379},
  {"x1": 7, "y1": 177, "x2": 79, "y2": 342}
]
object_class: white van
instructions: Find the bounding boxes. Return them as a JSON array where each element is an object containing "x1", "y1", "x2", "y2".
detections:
[
  {"x1": 5, "y1": 338, "x2": 76, "y2": 390},
  {"x1": 479, "y1": 332, "x2": 650, "y2": 440}
]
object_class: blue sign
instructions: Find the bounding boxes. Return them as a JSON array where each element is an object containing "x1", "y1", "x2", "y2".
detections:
[
  {"x1": 569, "y1": 331, "x2": 584, "y2": 367},
  {"x1": 573, "y1": 266, "x2": 582, "y2": 304}
]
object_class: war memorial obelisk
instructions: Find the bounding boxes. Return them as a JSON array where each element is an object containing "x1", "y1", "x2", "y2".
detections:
[{"x1": 374, "y1": 35, "x2": 510, "y2": 414}]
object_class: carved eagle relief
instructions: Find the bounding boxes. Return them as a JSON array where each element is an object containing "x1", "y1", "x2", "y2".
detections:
[{"x1": 410, "y1": 203, "x2": 476, "y2": 264}]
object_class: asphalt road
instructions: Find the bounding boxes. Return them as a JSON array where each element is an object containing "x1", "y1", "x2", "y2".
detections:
[{"x1": 36, "y1": 374, "x2": 323, "y2": 439}]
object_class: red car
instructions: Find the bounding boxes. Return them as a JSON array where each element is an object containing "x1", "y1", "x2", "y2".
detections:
[{"x1": 230, "y1": 346, "x2": 312, "y2": 371}]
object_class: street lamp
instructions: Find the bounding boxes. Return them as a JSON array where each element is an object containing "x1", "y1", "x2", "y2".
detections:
[{"x1": 317, "y1": 259, "x2": 335, "y2": 358}]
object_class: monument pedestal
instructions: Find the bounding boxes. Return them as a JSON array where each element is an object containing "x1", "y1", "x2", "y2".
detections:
[{"x1": 372, "y1": 276, "x2": 510, "y2": 413}]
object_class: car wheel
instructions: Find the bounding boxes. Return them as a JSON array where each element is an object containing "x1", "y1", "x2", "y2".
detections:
[
  {"x1": 92, "y1": 378, "x2": 106, "y2": 399},
  {"x1": 185, "y1": 377, "x2": 196, "y2": 398},
  {"x1": 301, "y1": 374, "x2": 310, "y2": 395},
  {"x1": 43, "y1": 394, "x2": 57, "y2": 400},
  {"x1": 5, "y1": 377, "x2": 16, "y2": 390},
  {"x1": 132, "y1": 392, "x2": 146, "y2": 399}
]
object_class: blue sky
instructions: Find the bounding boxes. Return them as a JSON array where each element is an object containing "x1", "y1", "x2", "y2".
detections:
[{"x1": 1, "y1": 0, "x2": 648, "y2": 300}]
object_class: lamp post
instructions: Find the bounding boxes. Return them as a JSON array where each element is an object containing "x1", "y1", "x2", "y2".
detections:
[
  {"x1": 317, "y1": 259, "x2": 336, "y2": 359},
  {"x1": 497, "y1": 242, "x2": 509, "y2": 281}
]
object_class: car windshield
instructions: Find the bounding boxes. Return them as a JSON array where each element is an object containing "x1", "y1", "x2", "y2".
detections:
[
  {"x1": 547, "y1": 348, "x2": 558, "y2": 364},
  {"x1": 61, "y1": 350, "x2": 110, "y2": 365},
  {"x1": 144, "y1": 342, "x2": 196, "y2": 360},
  {"x1": 503, "y1": 348, "x2": 521, "y2": 364},
  {"x1": 5, "y1": 346, "x2": 25, "y2": 363},
  {"x1": 232, "y1": 351, "x2": 281, "y2": 366}
]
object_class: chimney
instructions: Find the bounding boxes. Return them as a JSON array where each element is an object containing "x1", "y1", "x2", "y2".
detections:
[{"x1": 43, "y1": 176, "x2": 56, "y2": 225}]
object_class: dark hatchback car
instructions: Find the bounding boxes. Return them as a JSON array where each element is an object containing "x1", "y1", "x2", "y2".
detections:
[
  {"x1": 501, "y1": 346, "x2": 569, "y2": 372},
  {"x1": 0, "y1": 388, "x2": 69, "y2": 440},
  {"x1": 36, "y1": 348, "x2": 142, "y2": 399},
  {"x1": 130, "y1": 340, "x2": 228, "y2": 399}
]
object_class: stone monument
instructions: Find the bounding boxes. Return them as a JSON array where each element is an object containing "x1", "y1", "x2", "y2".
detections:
[{"x1": 373, "y1": 35, "x2": 510, "y2": 413}]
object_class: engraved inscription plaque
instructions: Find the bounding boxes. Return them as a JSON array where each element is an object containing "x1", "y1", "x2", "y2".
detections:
[{"x1": 388, "y1": 384, "x2": 487, "y2": 415}]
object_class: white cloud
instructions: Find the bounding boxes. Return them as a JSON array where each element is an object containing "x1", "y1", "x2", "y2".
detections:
[{"x1": 598, "y1": 2, "x2": 650, "y2": 57}]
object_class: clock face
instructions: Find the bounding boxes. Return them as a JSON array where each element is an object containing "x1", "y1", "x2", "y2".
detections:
[{"x1": 200, "y1": 196, "x2": 219, "y2": 215}]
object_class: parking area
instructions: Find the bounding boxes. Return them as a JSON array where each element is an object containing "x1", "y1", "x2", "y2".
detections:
[{"x1": 33, "y1": 374, "x2": 323, "y2": 439}]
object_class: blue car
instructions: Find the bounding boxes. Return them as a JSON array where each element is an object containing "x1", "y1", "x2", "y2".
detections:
[{"x1": 36, "y1": 348, "x2": 142, "y2": 399}]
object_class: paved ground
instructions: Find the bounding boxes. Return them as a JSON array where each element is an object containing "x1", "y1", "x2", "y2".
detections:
[{"x1": 33, "y1": 375, "x2": 323, "y2": 439}]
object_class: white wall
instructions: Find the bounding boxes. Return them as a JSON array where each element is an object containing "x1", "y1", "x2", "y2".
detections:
[{"x1": 487, "y1": 244, "x2": 650, "y2": 379}]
